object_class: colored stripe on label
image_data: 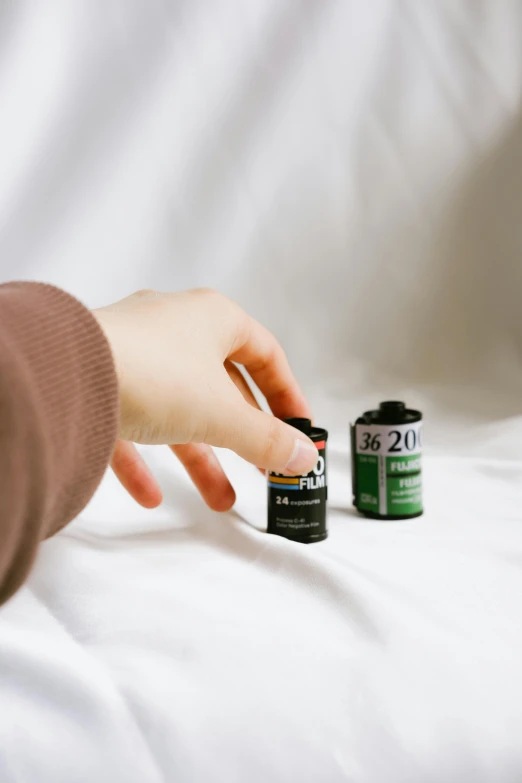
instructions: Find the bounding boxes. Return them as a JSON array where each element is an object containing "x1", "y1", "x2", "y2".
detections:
[
  {"x1": 314, "y1": 441, "x2": 325, "y2": 450},
  {"x1": 268, "y1": 482, "x2": 300, "y2": 490},
  {"x1": 269, "y1": 476, "x2": 299, "y2": 485}
]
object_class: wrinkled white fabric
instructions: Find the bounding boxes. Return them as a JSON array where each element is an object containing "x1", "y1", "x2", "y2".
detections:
[{"x1": 1, "y1": 1, "x2": 522, "y2": 781}]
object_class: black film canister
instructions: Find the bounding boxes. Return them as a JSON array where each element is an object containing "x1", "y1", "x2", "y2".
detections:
[{"x1": 267, "y1": 418, "x2": 328, "y2": 543}]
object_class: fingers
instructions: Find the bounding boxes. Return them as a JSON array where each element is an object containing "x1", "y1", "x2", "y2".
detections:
[
  {"x1": 224, "y1": 360, "x2": 261, "y2": 410},
  {"x1": 224, "y1": 361, "x2": 265, "y2": 474},
  {"x1": 228, "y1": 315, "x2": 312, "y2": 420},
  {"x1": 170, "y1": 443, "x2": 236, "y2": 512},
  {"x1": 211, "y1": 398, "x2": 318, "y2": 475},
  {"x1": 112, "y1": 440, "x2": 236, "y2": 513},
  {"x1": 111, "y1": 440, "x2": 163, "y2": 508}
]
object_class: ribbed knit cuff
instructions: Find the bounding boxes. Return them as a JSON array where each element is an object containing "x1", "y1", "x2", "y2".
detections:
[{"x1": 0, "y1": 282, "x2": 119, "y2": 537}]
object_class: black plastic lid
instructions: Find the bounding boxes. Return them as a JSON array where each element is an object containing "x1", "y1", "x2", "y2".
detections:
[
  {"x1": 356, "y1": 400, "x2": 422, "y2": 425},
  {"x1": 285, "y1": 417, "x2": 328, "y2": 442}
]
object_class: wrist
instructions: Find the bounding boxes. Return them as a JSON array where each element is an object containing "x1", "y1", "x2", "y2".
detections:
[{"x1": 92, "y1": 308, "x2": 126, "y2": 433}]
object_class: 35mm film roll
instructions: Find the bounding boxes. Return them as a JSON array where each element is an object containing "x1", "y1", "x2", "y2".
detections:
[{"x1": 351, "y1": 401, "x2": 423, "y2": 520}]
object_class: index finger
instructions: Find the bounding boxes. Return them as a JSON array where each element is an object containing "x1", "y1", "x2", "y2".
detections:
[{"x1": 227, "y1": 313, "x2": 312, "y2": 421}]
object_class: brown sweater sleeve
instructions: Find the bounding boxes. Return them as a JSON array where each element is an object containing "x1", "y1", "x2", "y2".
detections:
[{"x1": 0, "y1": 282, "x2": 119, "y2": 604}]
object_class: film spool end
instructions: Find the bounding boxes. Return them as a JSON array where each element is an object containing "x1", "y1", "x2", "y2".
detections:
[{"x1": 379, "y1": 401, "x2": 406, "y2": 413}]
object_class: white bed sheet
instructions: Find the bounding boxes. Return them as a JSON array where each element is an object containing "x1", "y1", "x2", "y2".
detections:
[
  {"x1": 1, "y1": 2, "x2": 522, "y2": 781},
  {"x1": 3, "y1": 423, "x2": 522, "y2": 783}
]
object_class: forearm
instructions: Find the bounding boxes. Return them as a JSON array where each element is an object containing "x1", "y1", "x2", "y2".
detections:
[{"x1": 0, "y1": 283, "x2": 118, "y2": 604}]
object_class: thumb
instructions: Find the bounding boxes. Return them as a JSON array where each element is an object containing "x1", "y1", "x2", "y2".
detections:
[{"x1": 218, "y1": 403, "x2": 319, "y2": 475}]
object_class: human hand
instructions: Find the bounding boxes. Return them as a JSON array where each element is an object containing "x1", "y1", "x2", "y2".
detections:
[{"x1": 93, "y1": 289, "x2": 318, "y2": 511}]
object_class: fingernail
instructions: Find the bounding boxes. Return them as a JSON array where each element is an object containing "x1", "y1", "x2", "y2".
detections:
[{"x1": 284, "y1": 438, "x2": 318, "y2": 475}]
